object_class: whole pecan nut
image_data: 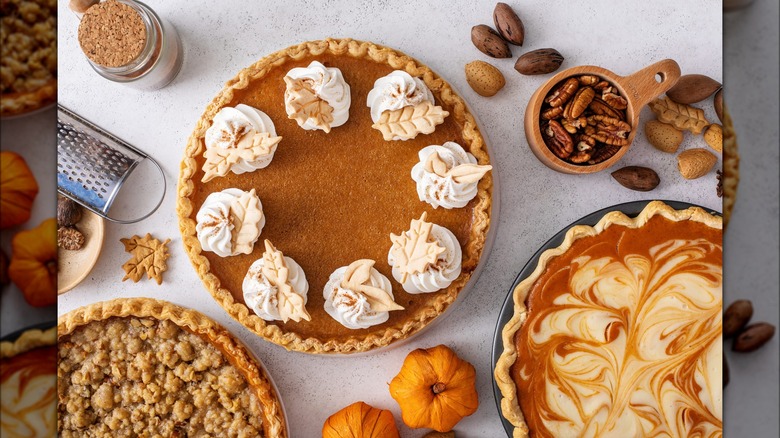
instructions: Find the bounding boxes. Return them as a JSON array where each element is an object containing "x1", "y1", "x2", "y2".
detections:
[
  {"x1": 543, "y1": 120, "x2": 574, "y2": 159},
  {"x1": 545, "y1": 77, "x2": 579, "y2": 108}
]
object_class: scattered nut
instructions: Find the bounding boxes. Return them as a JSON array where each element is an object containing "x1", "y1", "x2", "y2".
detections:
[
  {"x1": 666, "y1": 74, "x2": 721, "y2": 105},
  {"x1": 58, "y1": 227, "x2": 85, "y2": 251},
  {"x1": 58, "y1": 197, "x2": 83, "y2": 227},
  {"x1": 465, "y1": 61, "x2": 505, "y2": 97},
  {"x1": 471, "y1": 24, "x2": 512, "y2": 58},
  {"x1": 611, "y1": 166, "x2": 660, "y2": 191},
  {"x1": 645, "y1": 120, "x2": 683, "y2": 153},
  {"x1": 493, "y1": 2, "x2": 524, "y2": 46},
  {"x1": 724, "y1": 299, "x2": 753, "y2": 338},
  {"x1": 704, "y1": 123, "x2": 723, "y2": 153},
  {"x1": 514, "y1": 48, "x2": 564, "y2": 75},
  {"x1": 677, "y1": 148, "x2": 716, "y2": 179},
  {"x1": 0, "y1": 248, "x2": 9, "y2": 289},
  {"x1": 733, "y1": 322, "x2": 776, "y2": 353},
  {"x1": 714, "y1": 88, "x2": 724, "y2": 123}
]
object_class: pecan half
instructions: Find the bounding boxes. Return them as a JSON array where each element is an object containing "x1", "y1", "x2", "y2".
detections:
[
  {"x1": 543, "y1": 120, "x2": 574, "y2": 159},
  {"x1": 569, "y1": 87, "x2": 595, "y2": 119},
  {"x1": 578, "y1": 75, "x2": 600, "y2": 86},
  {"x1": 588, "y1": 144, "x2": 621, "y2": 164},
  {"x1": 602, "y1": 87, "x2": 628, "y2": 110},
  {"x1": 589, "y1": 96, "x2": 624, "y2": 120},
  {"x1": 593, "y1": 80, "x2": 610, "y2": 92},
  {"x1": 569, "y1": 134, "x2": 596, "y2": 163},
  {"x1": 561, "y1": 116, "x2": 588, "y2": 134},
  {"x1": 541, "y1": 106, "x2": 564, "y2": 120},
  {"x1": 545, "y1": 77, "x2": 579, "y2": 108},
  {"x1": 588, "y1": 115, "x2": 632, "y2": 146}
]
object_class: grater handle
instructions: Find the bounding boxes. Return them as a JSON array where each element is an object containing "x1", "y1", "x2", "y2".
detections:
[{"x1": 104, "y1": 155, "x2": 166, "y2": 224}]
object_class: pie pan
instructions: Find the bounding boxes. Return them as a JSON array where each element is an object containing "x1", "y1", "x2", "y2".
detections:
[
  {"x1": 525, "y1": 59, "x2": 681, "y2": 174},
  {"x1": 490, "y1": 199, "x2": 721, "y2": 436}
]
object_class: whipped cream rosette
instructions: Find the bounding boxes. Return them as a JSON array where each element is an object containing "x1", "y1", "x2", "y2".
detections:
[
  {"x1": 284, "y1": 61, "x2": 351, "y2": 133},
  {"x1": 367, "y1": 70, "x2": 449, "y2": 141},
  {"x1": 323, "y1": 259, "x2": 403, "y2": 329},
  {"x1": 201, "y1": 104, "x2": 282, "y2": 182},
  {"x1": 411, "y1": 141, "x2": 492, "y2": 209},
  {"x1": 195, "y1": 188, "x2": 265, "y2": 257},
  {"x1": 243, "y1": 240, "x2": 311, "y2": 323},
  {"x1": 388, "y1": 213, "x2": 462, "y2": 293}
]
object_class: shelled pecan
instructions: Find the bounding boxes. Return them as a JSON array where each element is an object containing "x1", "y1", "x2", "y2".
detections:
[{"x1": 543, "y1": 120, "x2": 574, "y2": 159}]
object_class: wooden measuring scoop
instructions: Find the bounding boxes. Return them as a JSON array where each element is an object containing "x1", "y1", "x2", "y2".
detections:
[{"x1": 525, "y1": 59, "x2": 681, "y2": 174}]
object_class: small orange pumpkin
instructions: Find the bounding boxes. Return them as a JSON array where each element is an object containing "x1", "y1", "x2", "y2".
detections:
[
  {"x1": 389, "y1": 344, "x2": 478, "y2": 432},
  {"x1": 0, "y1": 151, "x2": 39, "y2": 229},
  {"x1": 8, "y1": 218, "x2": 57, "y2": 307},
  {"x1": 322, "y1": 401, "x2": 400, "y2": 438}
]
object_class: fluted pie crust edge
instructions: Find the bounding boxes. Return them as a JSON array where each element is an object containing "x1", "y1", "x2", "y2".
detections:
[
  {"x1": 493, "y1": 200, "x2": 722, "y2": 438},
  {"x1": 57, "y1": 298, "x2": 287, "y2": 438},
  {"x1": 176, "y1": 38, "x2": 492, "y2": 354},
  {"x1": 0, "y1": 326, "x2": 56, "y2": 358}
]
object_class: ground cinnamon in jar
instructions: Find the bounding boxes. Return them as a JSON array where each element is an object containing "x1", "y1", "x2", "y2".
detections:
[{"x1": 77, "y1": 0, "x2": 146, "y2": 68}]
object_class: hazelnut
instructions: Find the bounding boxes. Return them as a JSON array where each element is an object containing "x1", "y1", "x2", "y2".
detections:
[{"x1": 58, "y1": 197, "x2": 83, "y2": 227}]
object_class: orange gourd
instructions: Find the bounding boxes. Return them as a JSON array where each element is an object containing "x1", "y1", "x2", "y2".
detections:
[
  {"x1": 0, "y1": 151, "x2": 39, "y2": 229},
  {"x1": 322, "y1": 401, "x2": 400, "y2": 438},
  {"x1": 8, "y1": 218, "x2": 57, "y2": 307},
  {"x1": 389, "y1": 344, "x2": 478, "y2": 432}
]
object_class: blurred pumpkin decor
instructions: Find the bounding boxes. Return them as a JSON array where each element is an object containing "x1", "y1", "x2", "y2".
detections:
[
  {"x1": 389, "y1": 345, "x2": 478, "y2": 432},
  {"x1": 8, "y1": 218, "x2": 57, "y2": 307},
  {"x1": 322, "y1": 401, "x2": 400, "y2": 438},
  {"x1": 0, "y1": 151, "x2": 39, "y2": 229}
]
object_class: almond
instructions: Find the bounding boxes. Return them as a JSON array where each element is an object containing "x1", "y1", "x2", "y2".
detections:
[
  {"x1": 677, "y1": 148, "x2": 716, "y2": 179},
  {"x1": 645, "y1": 120, "x2": 683, "y2": 153},
  {"x1": 611, "y1": 166, "x2": 660, "y2": 191},
  {"x1": 471, "y1": 24, "x2": 511, "y2": 58},
  {"x1": 465, "y1": 61, "x2": 505, "y2": 97},
  {"x1": 714, "y1": 88, "x2": 724, "y2": 123},
  {"x1": 493, "y1": 2, "x2": 524, "y2": 46},
  {"x1": 704, "y1": 123, "x2": 723, "y2": 153},
  {"x1": 514, "y1": 48, "x2": 564, "y2": 75},
  {"x1": 666, "y1": 74, "x2": 721, "y2": 104}
]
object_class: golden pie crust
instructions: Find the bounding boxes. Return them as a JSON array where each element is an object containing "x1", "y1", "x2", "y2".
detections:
[
  {"x1": 722, "y1": 106, "x2": 739, "y2": 227},
  {"x1": 0, "y1": 325, "x2": 56, "y2": 358},
  {"x1": 494, "y1": 201, "x2": 722, "y2": 438},
  {"x1": 57, "y1": 298, "x2": 286, "y2": 437},
  {"x1": 177, "y1": 38, "x2": 492, "y2": 354}
]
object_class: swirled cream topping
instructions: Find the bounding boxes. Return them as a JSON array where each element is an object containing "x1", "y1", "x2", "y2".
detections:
[
  {"x1": 366, "y1": 70, "x2": 434, "y2": 123},
  {"x1": 195, "y1": 188, "x2": 265, "y2": 257},
  {"x1": 243, "y1": 240, "x2": 310, "y2": 323},
  {"x1": 284, "y1": 61, "x2": 351, "y2": 132},
  {"x1": 203, "y1": 104, "x2": 281, "y2": 176},
  {"x1": 388, "y1": 213, "x2": 462, "y2": 294},
  {"x1": 411, "y1": 141, "x2": 492, "y2": 209},
  {"x1": 324, "y1": 259, "x2": 403, "y2": 329},
  {"x1": 514, "y1": 217, "x2": 723, "y2": 437},
  {"x1": 1, "y1": 346, "x2": 57, "y2": 438}
]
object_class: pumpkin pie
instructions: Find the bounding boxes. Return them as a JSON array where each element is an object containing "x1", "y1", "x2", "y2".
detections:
[
  {"x1": 57, "y1": 298, "x2": 287, "y2": 437},
  {"x1": 177, "y1": 38, "x2": 493, "y2": 354},
  {"x1": 1, "y1": 325, "x2": 57, "y2": 437},
  {"x1": 495, "y1": 201, "x2": 722, "y2": 437}
]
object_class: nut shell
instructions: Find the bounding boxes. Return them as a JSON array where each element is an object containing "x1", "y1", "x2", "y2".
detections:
[
  {"x1": 465, "y1": 61, "x2": 506, "y2": 97},
  {"x1": 611, "y1": 166, "x2": 660, "y2": 192},
  {"x1": 733, "y1": 323, "x2": 776, "y2": 353},
  {"x1": 677, "y1": 148, "x2": 716, "y2": 179},
  {"x1": 514, "y1": 48, "x2": 564, "y2": 75},
  {"x1": 723, "y1": 299, "x2": 753, "y2": 338},
  {"x1": 471, "y1": 25, "x2": 511, "y2": 58},
  {"x1": 493, "y1": 2, "x2": 525, "y2": 46},
  {"x1": 645, "y1": 120, "x2": 683, "y2": 153},
  {"x1": 666, "y1": 74, "x2": 721, "y2": 104}
]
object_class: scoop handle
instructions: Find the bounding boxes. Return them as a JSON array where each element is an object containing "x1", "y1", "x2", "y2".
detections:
[{"x1": 618, "y1": 59, "x2": 681, "y2": 109}]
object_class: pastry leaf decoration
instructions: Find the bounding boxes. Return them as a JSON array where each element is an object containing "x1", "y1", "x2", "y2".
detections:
[
  {"x1": 389, "y1": 212, "x2": 446, "y2": 283},
  {"x1": 372, "y1": 101, "x2": 449, "y2": 141},
  {"x1": 648, "y1": 96, "x2": 709, "y2": 135},
  {"x1": 423, "y1": 151, "x2": 492, "y2": 184},
  {"x1": 120, "y1": 233, "x2": 171, "y2": 285},
  {"x1": 341, "y1": 259, "x2": 404, "y2": 312},
  {"x1": 201, "y1": 131, "x2": 282, "y2": 183},
  {"x1": 284, "y1": 76, "x2": 335, "y2": 133},
  {"x1": 260, "y1": 240, "x2": 311, "y2": 323},
  {"x1": 229, "y1": 189, "x2": 263, "y2": 255}
]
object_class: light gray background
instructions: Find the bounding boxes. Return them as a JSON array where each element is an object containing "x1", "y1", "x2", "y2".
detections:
[{"x1": 0, "y1": 0, "x2": 760, "y2": 436}]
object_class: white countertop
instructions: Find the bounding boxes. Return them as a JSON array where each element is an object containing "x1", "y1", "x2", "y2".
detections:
[{"x1": 46, "y1": 0, "x2": 776, "y2": 436}]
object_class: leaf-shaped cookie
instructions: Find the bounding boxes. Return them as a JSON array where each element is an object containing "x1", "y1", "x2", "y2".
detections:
[
  {"x1": 447, "y1": 163, "x2": 493, "y2": 184},
  {"x1": 120, "y1": 234, "x2": 171, "y2": 285},
  {"x1": 229, "y1": 189, "x2": 263, "y2": 255},
  {"x1": 649, "y1": 96, "x2": 709, "y2": 134},
  {"x1": 372, "y1": 101, "x2": 449, "y2": 141},
  {"x1": 261, "y1": 240, "x2": 311, "y2": 323},
  {"x1": 390, "y1": 212, "x2": 446, "y2": 283},
  {"x1": 285, "y1": 77, "x2": 335, "y2": 133},
  {"x1": 342, "y1": 259, "x2": 404, "y2": 312},
  {"x1": 201, "y1": 131, "x2": 281, "y2": 183}
]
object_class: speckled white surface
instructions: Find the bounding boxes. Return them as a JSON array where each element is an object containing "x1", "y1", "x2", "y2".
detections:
[{"x1": 41, "y1": 0, "x2": 776, "y2": 436}]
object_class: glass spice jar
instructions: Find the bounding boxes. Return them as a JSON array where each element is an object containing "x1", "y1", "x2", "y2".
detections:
[{"x1": 81, "y1": 0, "x2": 182, "y2": 91}]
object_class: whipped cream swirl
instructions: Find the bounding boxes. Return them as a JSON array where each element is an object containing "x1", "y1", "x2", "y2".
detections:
[
  {"x1": 284, "y1": 61, "x2": 351, "y2": 131},
  {"x1": 389, "y1": 224, "x2": 462, "y2": 293},
  {"x1": 366, "y1": 70, "x2": 434, "y2": 123},
  {"x1": 323, "y1": 266, "x2": 396, "y2": 329},
  {"x1": 243, "y1": 255, "x2": 309, "y2": 321},
  {"x1": 195, "y1": 188, "x2": 265, "y2": 257},
  {"x1": 411, "y1": 141, "x2": 489, "y2": 209},
  {"x1": 204, "y1": 104, "x2": 279, "y2": 173}
]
